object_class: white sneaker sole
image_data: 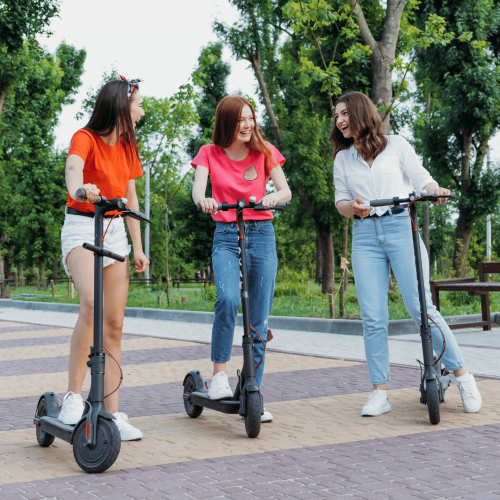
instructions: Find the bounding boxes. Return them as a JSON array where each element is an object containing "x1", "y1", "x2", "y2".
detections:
[
  {"x1": 57, "y1": 413, "x2": 83, "y2": 425},
  {"x1": 208, "y1": 389, "x2": 233, "y2": 400},
  {"x1": 361, "y1": 403, "x2": 392, "y2": 417}
]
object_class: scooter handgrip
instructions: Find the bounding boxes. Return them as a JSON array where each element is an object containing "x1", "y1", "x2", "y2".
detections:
[
  {"x1": 82, "y1": 243, "x2": 126, "y2": 262},
  {"x1": 253, "y1": 202, "x2": 287, "y2": 211},
  {"x1": 196, "y1": 203, "x2": 223, "y2": 212},
  {"x1": 369, "y1": 198, "x2": 394, "y2": 207},
  {"x1": 76, "y1": 188, "x2": 102, "y2": 204}
]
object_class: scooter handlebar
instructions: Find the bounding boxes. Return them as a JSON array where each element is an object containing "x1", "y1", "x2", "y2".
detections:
[
  {"x1": 369, "y1": 192, "x2": 456, "y2": 207},
  {"x1": 197, "y1": 201, "x2": 287, "y2": 212}
]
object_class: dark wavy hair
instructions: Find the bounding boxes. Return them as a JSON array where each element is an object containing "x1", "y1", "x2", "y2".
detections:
[
  {"x1": 84, "y1": 79, "x2": 140, "y2": 163},
  {"x1": 330, "y1": 92, "x2": 387, "y2": 161},
  {"x1": 212, "y1": 96, "x2": 275, "y2": 167}
]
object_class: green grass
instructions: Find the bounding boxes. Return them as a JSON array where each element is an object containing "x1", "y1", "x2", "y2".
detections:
[{"x1": 8, "y1": 280, "x2": 499, "y2": 320}]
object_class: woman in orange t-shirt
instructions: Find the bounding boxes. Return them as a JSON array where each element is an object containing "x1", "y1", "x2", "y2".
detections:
[{"x1": 59, "y1": 77, "x2": 149, "y2": 441}]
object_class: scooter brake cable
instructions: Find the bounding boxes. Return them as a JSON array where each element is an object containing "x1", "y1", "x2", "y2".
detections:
[
  {"x1": 407, "y1": 197, "x2": 423, "y2": 232},
  {"x1": 101, "y1": 213, "x2": 121, "y2": 243},
  {"x1": 102, "y1": 345, "x2": 124, "y2": 399},
  {"x1": 427, "y1": 314, "x2": 446, "y2": 366}
]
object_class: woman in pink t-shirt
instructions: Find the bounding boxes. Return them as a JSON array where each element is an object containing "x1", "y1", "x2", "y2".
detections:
[{"x1": 191, "y1": 96, "x2": 291, "y2": 423}]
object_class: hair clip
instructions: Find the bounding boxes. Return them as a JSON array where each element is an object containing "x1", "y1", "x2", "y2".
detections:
[{"x1": 119, "y1": 75, "x2": 144, "y2": 98}]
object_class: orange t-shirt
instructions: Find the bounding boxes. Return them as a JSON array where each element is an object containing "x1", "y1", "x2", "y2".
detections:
[{"x1": 66, "y1": 129, "x2": 143, "y2": 213}]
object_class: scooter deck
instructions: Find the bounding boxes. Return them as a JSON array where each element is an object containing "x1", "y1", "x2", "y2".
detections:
[
  {"x1": 34, "y1": 416, "x2": 74, "y2": 443},
  {"x1": 185, "y1": 391, "x2": 240, "y2": 414}
]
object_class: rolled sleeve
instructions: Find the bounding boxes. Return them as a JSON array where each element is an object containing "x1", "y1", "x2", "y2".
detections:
[
  {"x1": 398, "y1": 137, "x2": 434, "y2": 194},
  {"x1": 334, "y1": 154, "x2": 354, "y2": 205}
]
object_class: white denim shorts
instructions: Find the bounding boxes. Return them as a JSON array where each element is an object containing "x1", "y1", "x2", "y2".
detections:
[{"x1": 61, "y1": 213, "x2": 131, "y2": 277}]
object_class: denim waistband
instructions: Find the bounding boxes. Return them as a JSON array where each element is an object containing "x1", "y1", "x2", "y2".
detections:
[{"x1": 216, "y1": 220, "x2": 272, "y2": 228}]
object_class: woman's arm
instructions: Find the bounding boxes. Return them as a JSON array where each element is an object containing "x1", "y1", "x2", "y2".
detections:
[
  {"x1": 124, "y1": 178, "x2": 149, "y2": 273},
  {"x1": 259, "y1": 166, "x2": 292, "y2": 206},
  {"x1": 65, "y1": 154, "x2": 100, "y2": 203},
  {"x1": 336, "y1": 199, "x2": 372, "y2": 218},
  {"x1": 192, "y1": 166, "x2": 219, "y2": 214}
]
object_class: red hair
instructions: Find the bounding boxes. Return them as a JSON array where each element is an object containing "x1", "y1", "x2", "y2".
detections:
[{"x1": 212, "y1": 96, "x2": 275, "y2": 166}]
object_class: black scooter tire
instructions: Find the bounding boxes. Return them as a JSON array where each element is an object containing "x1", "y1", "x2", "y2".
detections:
[
  {"x1": 73, "y1": 417, "x2": 121, "y2": 473},
  {"x1": 244, "y1": 392, "x2": 261, "y2": 438},
  {"x1": 35, "y1": 397, "x2": 55, "y2": 447},
  {"x1": 184, "y1": 375, "x2": 204, "y2": 418},
  {"x1": 426, "y1": 378, "x2": 440, "y2": 425}
]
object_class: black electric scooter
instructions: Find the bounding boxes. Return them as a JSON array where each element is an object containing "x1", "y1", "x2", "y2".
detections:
[
  {"x1": 369, "y1": 191, "x2": 454, "y2": 425},
  {"x1": 183, "y1": 197, "x2": 286, "y2": 438},
  {"x1": 33, "y1": 188, "x2": 151, "y2": 473}
]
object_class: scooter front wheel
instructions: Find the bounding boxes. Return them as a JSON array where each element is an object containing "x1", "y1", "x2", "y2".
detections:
[
  {"x1": 73, "y1": 417, "x2": 121, "y2": 473},
  {"x1": 35, "y1": 397, "x2": 55, "y2": 447},
  {"x1": 244, "y1": 392, "x2": 261, "y2": 438},
  {"x1": 426, "y1": 378, "x2": 440, "y2": 425}
]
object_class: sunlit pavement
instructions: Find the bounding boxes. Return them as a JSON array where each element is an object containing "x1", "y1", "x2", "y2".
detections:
[{"x1": 0, "y1": 311, "x2": 499, "y2": 499}]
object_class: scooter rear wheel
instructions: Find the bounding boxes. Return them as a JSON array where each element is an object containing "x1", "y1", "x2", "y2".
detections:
[
  {"x1": 184, "y1": 375, "x2": 204, "y2": 418},
  {"x1": 244, "y1": 392, "x2": 261, "y2": 438},
  {"x1": 35, "y1": 397, "x2": 55, "y2": 447},
  {"x1": 73, "y1": 417, "x2": 121, "y2": 473},
  {"x1": 426, "y1": 378, "x2": 440, "y2": 425}
]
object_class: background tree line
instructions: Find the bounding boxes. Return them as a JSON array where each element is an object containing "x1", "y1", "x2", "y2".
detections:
[{"x1": 1, "y1": 0, "x2": 500, "y2": 316}]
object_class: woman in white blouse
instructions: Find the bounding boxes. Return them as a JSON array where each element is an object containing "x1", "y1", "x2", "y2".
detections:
[{"x1": 332, "y1": 92, "x2": 482, "y2": 417}]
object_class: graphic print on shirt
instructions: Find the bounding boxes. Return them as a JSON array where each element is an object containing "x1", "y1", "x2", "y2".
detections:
[{"x1": 244, "y1": 165, "x2": 258, "y2": 181}]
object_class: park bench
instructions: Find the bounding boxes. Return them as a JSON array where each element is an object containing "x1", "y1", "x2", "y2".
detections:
[
  {"x1": 430, "y1": 262, "x2": 500, "y2": 331},
  {"x1": 162, "y1": 277, "x2": 211, "y2": 288},
  {"x1": 129, "y1": 278, "x2": 158, "y2": 285}
]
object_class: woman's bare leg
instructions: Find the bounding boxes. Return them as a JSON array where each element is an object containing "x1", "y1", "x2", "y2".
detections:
[
  {"x1": 66, "y1": 247, "x2": 95, "y2": 395},
  {"x1": 102, "y1": 257, "x2": 129, "y2": 414}
]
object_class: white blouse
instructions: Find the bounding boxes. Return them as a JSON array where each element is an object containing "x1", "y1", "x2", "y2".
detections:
[{"x1": 333, "y1": 135, "x2": 435, "y2": 216}]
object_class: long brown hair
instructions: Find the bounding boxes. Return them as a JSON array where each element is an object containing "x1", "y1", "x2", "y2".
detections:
[
  {"x1": 330, "y1": 92, "x2": 387, "y2": 161},
  {"x1": 212, "y1": 96, "x2": 275, "y2": 166},
  {"x1": 84, "y1": 79, "x2": 140, "y2": 162}
]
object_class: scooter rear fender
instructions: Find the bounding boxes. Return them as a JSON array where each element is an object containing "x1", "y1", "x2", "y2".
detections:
[
  {"x1": 183, "y1": 370, "x2": 207, "y2": 392},
  {"x1": 37, "y1": 392, "x2": 60, "y2": 418}
]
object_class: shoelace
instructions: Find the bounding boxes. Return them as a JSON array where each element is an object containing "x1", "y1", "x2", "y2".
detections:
[
  {"x1": 63, "y1": 392, "x2": 83, "y2": 409},
  {"x1": 368, "y1": 390, "x2": 386, "y2": 405},
  {"x1": 458, "y1": 379, "x2": 474, "y2": 399},
  {"x1": 115, "y1": 412, "x2": 129, "y2": 424}
]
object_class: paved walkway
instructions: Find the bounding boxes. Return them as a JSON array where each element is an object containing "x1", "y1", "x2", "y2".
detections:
[{"x1": 0, "y1": 310, "x2": 499, "y2": 499}]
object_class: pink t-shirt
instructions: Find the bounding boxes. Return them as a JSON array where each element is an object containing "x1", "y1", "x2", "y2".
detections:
[{"x1": 191, "y1": 144, "x2": 285, "y2": 222}]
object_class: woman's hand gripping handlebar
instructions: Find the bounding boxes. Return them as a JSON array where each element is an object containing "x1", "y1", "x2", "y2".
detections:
[{"x1": 197, "y1": 197, "x2": 287, "y2": 212}]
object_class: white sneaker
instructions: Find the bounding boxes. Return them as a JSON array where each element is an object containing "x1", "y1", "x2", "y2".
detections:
[
  {"x1": 456, "y1": 372, "x2": 482, "y2": 413},
  {"x1": 361, "y1": 389, "x2": 392, "y2": 416},
  {"x1": 262, "y1": 408, "x2": 273, "y2": 422},
  {"x1": 112, "y1": 412, "x2": 143, "y2": 441},
  {"x1": 58, "y1": 392, "x2": 85, "y2": 425},
  {"x1": 208, "y1": 371, "x2": 233, "y2": 400}
]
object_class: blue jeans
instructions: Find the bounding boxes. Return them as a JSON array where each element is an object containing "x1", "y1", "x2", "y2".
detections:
[
  {"x1": 211, "y1": 220, "x2": 277, "y2": 387},
  {"x1": 352, "y1": 212, "x2": 465, "y2": 385}
]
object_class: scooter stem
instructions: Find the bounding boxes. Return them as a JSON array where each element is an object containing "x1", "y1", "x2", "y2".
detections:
[{"x1": 410, "y1": 202, "x2": 435, "y2": 380}]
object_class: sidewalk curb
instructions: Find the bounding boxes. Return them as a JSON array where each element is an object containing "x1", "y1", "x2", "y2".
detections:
[{"x1": 0, "y1": 299, "x2": 496, "y2": 336}]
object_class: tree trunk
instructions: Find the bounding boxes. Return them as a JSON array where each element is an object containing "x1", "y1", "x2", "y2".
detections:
[
  {"x1": 39, "y1": 263, "x2": 47, "y2": 291},
  {"x1": 29, "y1": 267, "x2": 40, "y2": 290},
  {"x1": 18, "y1": 263, "x2": 25, "y2": 287},
  {"x1": 52, "y1": 256, "x2": 59, "y2": 279},
  {"x1": 315, "y1": 237, "x2": 322, "y2": 283},
  {"x1": 249, "y1": 52, "x2": 282, "y2": 150},
  {"x1": 318, "y1": 223, "x2": 335, "y2": 294},
  {"x1": 339, "y1": 217, "x2": 349, "y2": 317},
  {"x1": 352, "y1": 0, "x2": 406, "y2": 134},
  {"x1": 453, "y1": 128, "x2": 473, "y2": 276}
]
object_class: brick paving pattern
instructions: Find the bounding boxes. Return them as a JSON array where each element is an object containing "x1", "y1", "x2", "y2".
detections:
[{"x1": 0, "y1": 320, "x2": 499, "y2": 499}]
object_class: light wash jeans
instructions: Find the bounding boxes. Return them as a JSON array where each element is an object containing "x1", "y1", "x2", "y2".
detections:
[
  {"x1": 211, "y1": 220, "x2": 277, "y2": 387},
  {"x1": 351, "y1": 211, "x2": 465, "y2": 385}
]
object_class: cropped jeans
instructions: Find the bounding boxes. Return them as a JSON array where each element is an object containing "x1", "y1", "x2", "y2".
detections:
[
  {"x1": 211, "y1": 220, "x2": 277, "y2": 387},
  {"x1": 351, "y1": 211, "x2": 465, "y2": 385}
]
